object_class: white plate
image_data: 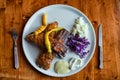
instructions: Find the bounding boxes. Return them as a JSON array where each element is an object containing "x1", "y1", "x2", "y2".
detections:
[{"x1": 22, "y1": 4, "x2": 96, "y2": 77}]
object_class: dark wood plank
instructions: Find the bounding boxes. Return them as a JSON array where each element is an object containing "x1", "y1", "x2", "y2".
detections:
[{"x1": 0, "y1": 0, "x2": 6, "y2": 9}]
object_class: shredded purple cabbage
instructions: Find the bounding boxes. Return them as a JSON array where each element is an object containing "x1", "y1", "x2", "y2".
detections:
[{"x1": 66, "y1": 33, "x2": 90, "y2": 58}]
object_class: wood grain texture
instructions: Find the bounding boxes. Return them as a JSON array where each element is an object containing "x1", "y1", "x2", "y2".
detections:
[{"x1": 0, "y1": 0, "x2": 120, "y2": 80}]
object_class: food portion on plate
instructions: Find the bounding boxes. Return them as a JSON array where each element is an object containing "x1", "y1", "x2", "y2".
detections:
[
  {"x1": 69, "y1": 57, "x2": 81, "y2": 70},
  {"x1": 66, "y1": 17, "x2": 90, "y2": 58},
  {"x1": 25, "y1": 13, "x2": 69, "y2": 70},
  {"x1": 54, "y1": 60, "x2": 70, "y2": 74},
  {"x1": 25, "y1": 13, "x2": 90, "y2": 73}
]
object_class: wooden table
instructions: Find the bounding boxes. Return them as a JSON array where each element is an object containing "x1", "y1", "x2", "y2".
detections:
[{"x1": 0, "y1": 0, "x2": 120, "y2": 80}]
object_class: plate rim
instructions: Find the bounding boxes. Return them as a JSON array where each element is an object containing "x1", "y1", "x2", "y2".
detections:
[{"x1": 22, "y1": 4, "x2": 96, "y2": 77}]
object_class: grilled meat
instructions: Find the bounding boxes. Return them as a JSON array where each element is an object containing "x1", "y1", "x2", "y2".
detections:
[
  {"x1": 44, "y1": 21, "x2": 58, "y2": 37},
  {"x1": 36, "y1": 50, "x2": 55, "y2": 70},
  {"x1": 25, "y1": 21, "x2": 58, "y2": 48},
  {"x1": 25, "y1": 21, "x2": 70, "y2": 70},
  {"x1": 51, "y1": 29, "x2": 70, "y2": 58},
  {"x1": 54, "y1": 29, "x2": 70, "y2": 42},
  {"x1": 26, "y1": 30, "x2": 69, "y2": 54},
  {"x1": 26, "y1": 32, "x2": 45, "y2": 47}
]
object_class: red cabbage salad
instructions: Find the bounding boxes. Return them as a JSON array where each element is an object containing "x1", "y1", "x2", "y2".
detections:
[{"x1": 66, "y1": 17, "x2": 90, "y2": 58}]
